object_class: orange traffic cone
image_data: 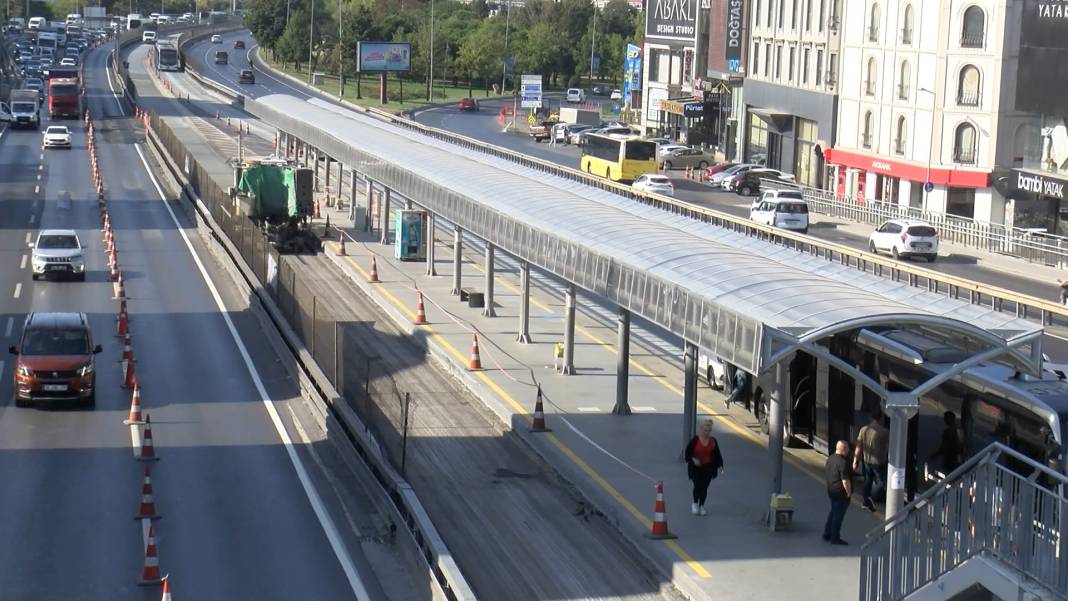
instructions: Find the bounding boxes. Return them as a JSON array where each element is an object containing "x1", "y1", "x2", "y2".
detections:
[
  {"x1": 336, "y1": 236, "x2": 346, "y2": 256},
  {"x1": 160, "y1": 575, "x2": 171, "y2": 601},
  {"x1": 122, "y1": 334, "x2": 135, "y2": 364},
  {"x1": 117, "y1": 305, "x2": 129, "y2": 337},
  {"x1": 114, "y1": 274, "x2": 126, "y2": 300},
  {"x1": 414, "y1": 292, "x2": 427, "y2": 325},
  {"x1": 138, "y1": 414, "x2": 159, "y2": 462},
  {"x1": 468, "y1": 334, "x2": 482, "y2": 370},
  {"x1": 644, "y1": 481, "x2": 677, "y2": 539},
  {"x1": 124, "y1": 384, "x2": 144, "y2": 425},
  {"x1": 138, "y1": 523, "x2": 163, "y2": 585},
  {"x1": 369, "y1": 256, "x2": 379, "y2": 283},
  {"x1": 530, "y1": 384, "x2": 551, "y2": 432},
  {"x1": 134, "y1": 465, "x2": 161, "y2": 520},
  {"x1": 123, "y1": 353, "x2": 137, "y2": 388}
]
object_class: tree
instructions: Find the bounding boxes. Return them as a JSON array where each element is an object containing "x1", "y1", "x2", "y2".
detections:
[
  {"x1": 275, "y1": 8, "x2": 308, "y2": 68},
  {"x1": 455, "y1": 18, "x2": 504, "y2": 95},
  {"x1": 599, "y1": 0, "x2": 638, "y2": 37},
  {"x1": 244, "y1": 0, "x2": 288, "y2": 52},
  {"x1": 515, "y1": 20, "x2": 565, "y2": 85},
  {"x1": 470, "y1": 0, "x2": 489, "y2": 19}
]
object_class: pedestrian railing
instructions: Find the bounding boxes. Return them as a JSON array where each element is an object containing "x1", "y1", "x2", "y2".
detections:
[{"x1": 859, "y1": 443, "x2": 1068, "y2": 601}]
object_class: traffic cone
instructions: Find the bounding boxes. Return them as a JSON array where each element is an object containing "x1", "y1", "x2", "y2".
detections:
[
  {"x1": 468, "y1": 334, "x2": 482, "y2": 370},
  {"x1": 369, "y1": 256, "x2": 379, "y2": 282},
  {"x1": 160, "y1": 576, "x2": 171, "y2": 601},
  {"x1": 138, "y1": 523, "x2": 163, "y2": 585},
  {"x1": 336, "y1": 236, "x2": 347, "y2": 256},
  {"x1": 123, "y1": 352, "x2": 137, "y2": 389},
  {"x1": 122, "y1": 333, "x2": 135, "y2": 364},
  {"x1": 114, "y1": 274, "x2": 126, "y2": 300},
  {"x1": 123, "y1": 383, "x2": 144, "y2": 425},
  {"x1": 138, "y1": 414, "x2": 159, "y2": 462},
  {"x1": 530, "y1": 384, "x2": 551, "y2": 432},
  {"x1": 644, "y1": 481, "x2": 677, "y2": 539},
  {"x1": 414, "y1": 292, "x2": 427, "y2": 325},
  {"x1": 134, "y1": 465, "x2": 161, "y2": 520},
  {"x1": 323, "y1": 215, "x2": 331, "y2": 240},
  {"x1": 117, "y1": 305, "x2": 129, "y2": 337}
]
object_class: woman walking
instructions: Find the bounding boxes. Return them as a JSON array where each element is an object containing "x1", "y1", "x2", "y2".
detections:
[{"x1": 684, "y1": 419, "x2": 725, "y2": 515}]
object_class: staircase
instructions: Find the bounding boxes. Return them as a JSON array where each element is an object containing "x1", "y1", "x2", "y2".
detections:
[{"x1": 859, "y1": 443, "x2": 1067, "y2": 601}]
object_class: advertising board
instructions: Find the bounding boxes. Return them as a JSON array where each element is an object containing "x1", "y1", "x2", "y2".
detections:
[
  {"x1": 356, "y1": 42, "x2": 411, "y2": 72},
  {"x1": 1015, "y1": 0, "x2": 1068, "y2": 114},
  {"x1": 645, "y1": 0, "x2": 700, "y2": 41}
]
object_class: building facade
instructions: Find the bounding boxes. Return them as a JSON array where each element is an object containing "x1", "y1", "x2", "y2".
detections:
[
  {"x1": 641, "y1": 0, "x2": 707, "y2": 144},
  {"x1": 741, "y1": 0, "x2": 842, "y2": 188}
]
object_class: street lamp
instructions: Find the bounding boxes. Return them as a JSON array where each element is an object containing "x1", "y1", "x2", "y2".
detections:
[
  {"x1": 306, "y1": 0, "x2": 314, "y2": 84},
  {"x1": 337, "y1": 0, "x2": 343, "y2": 98},
  {"x1": 919, "y1": 87, "x2": 936, "y2": 212},
  {"x1": 589, "y1": 7, "x2": 596, "y2": 82},
  {"x1": 500, "y1": 0, "x2": 510, "y2": 94},
  {"x1": 427, "y1": 0, "x2": 434, "y2": 102}
]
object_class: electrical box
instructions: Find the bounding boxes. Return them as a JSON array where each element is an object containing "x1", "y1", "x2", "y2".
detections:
[{"x1": 395, "y1": 210, "x2": 428, "y2": 261}]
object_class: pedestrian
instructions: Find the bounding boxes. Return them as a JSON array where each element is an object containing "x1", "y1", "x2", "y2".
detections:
[
  {"x1": 854, "y1": 409, "x2": 889, "y2": 512},
  {"x1": 823, "y1": 440, "x2": 853, "y2": 545},
  {"x1": 1059, "y1": 279, "x2": 1068, "y2": 305},
  {"x1": 724, "y1": 367, "x2": 747, "y2": 410},
  {"x1": 929, "y1": 411, "x2": 962, "y2": 476},
  {"x1": 683, "y1": 419, "x2": 725, "y2": 516}
]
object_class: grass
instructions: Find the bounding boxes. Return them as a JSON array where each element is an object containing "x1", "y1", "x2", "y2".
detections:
[{"x1": 262, "y1": 55, "x2": 495, "y2": 114}]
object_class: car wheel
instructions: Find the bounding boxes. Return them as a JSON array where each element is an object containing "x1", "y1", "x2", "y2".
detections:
[
  {"x1": 708, "y1": 366, "x2": 723, "y2": 391},
  {"x1": 31, "y1": 273, "x2": 39, "y2": 281},
  {"x1": 740, "y1": 185, "x2": 753, "y2": 196},
  {"x1": 892, "y1": 246, "x2": 900, "y2": 260},
  {"x1": 868, "y1": 241, "x2": 877, "y2": 254},
  {"x1": 926, "y1": 254, "x2": 937, "y2": 263},
  {"x1": 698, "y1": 161, "x2": 708, "y2": 169},
  {"x1": 75, "y1": 272, "x2": 86, "y2": 282},
  {"x1": 664, "y1": 161, "x2": 673, "y2": 170},
  {"x1": 14, "y1": 395, "x2": 28, "y2": 408}
]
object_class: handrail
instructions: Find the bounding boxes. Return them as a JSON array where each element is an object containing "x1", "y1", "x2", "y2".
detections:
[{"x1": 859, "y1": 442, "x2": 1068, "y2": 601}]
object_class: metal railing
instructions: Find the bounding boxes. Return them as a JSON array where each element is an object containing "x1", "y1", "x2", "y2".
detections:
[
  {"x1": 868, "y1": 25, "x2": 880, "y2": 42},
  {"x1": 961, "y1": 31, "x2": 986, "y2": 48},
  {"x1": 859, "y1": 443, "x2": 1067, "y2": 601},
  {"x1": 893, "y1": 139, "x2": 906, "y2": 155},
  {"x1": 957, "y1": 90, "x2": 981, "y2": 107},
  {"x1": 901, "y1": 27, "x2": 913, "y2": 44},
  {"x1": 865, "y1": 79, "x2": 877, "y2": 96},
  {"x1": 897, "y1": 83, "x2": 909, "y2": 100},
  {"x1": 953, "y1": 146, "x2": 977, "y2": 164}
]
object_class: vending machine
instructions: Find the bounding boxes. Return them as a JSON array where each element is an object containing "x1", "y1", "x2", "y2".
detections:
[{"x1": 395, "y1": 209, "x2": 428, "y2": 261}]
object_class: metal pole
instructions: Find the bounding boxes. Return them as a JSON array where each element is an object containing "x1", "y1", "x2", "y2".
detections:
[
  {"x1": 363, "y1": 178, "x2": 373, "y2": 232},
  {"x1": 380, "y1": 188, "x2": 391, "y2": 245},
  {"x1": 425, "y1": 213, "x2": 436, "y2": 276},
  {"x1": 451, "y1": 227, "x2": 462, "y2": 295},
  {"x1": 349, "y1": 169, "x2": 357, "y2": 224},
  {"x1": 500, "y1": 0, "x2": 511, "y2": 94},
  {"x1": 307, "y1": 0, "x2": 314, "y2": 84},
  {"x1": 885, "y1": 399, "x2": 918, "y2": 519},
  {"x1": 400, "y1": 392, "x2": 410, "y2": 477},
  {"x1": 613, "y1": 307, "x2": 631, "y2": 415},
  {"x1": 337, "y1": 0, "x2": 344, "y2": 98},
  {"x1": 562, "y1": 283, "x2": 576, "y2": 375},
  {"x1": 483, "y1": 243, "x2": 496, "y2": 317},
  {"x1": 768, "y1": 361, "x2": 786, "y2": 499},
  {"x1": 589, "y1": 8, "x2": 596, "y2": 83},
  {"x1": 682, "y1": 342, "x2": 697, "y2": 447},
  {"x1": 286, "y1": 0, "x2": 290, "y2": 25},
  {"x1": 427, "y1": 0, "x2": 434, "y2": 101},
  {"x1": 516, "y1": 261, "x2": 531, "y2": 343}
]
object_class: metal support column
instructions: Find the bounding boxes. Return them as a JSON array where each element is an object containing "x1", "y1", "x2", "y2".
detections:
[
  {"x1": 425, "y1": 213, "x2": 437, "y2": 276},
  {"x1": 313, "y1": 148, "x2": 320, "y2": 191},
  {"x1": 767, "y1": 361, "x2": 787, "y2": 498},
  {"x1": 562, "y1": 283, "x2": 576, "y2": 375},
  {"x1": 682, "y1": 342, "x2": 697, "y2": 446},
  {"x1": 885, "y1": 396, "x2": 919, "y2": 519},
  {"x1": 364, "y1": 178, "x2": 373, "y2": 232},
  {"x1": 324, "y1": 157, "x2": 331, "y2": 193},
  {"x1": 483, "y1": 244, "x2": 496, "y2": 317},
  {"x1": 380, "y1": 188, "x2": 391, "y2": 245},
  {"x1": 349, "y1": 169, "x2": 358, "y2": 223},
  {"x1": 517, "y1": 261, "x2": 531, "y2": 343},
  {"x1": 613, "y1": 308, "x2": 631, "y2": 415},
  {"x1": 451, "y1": 227, "x2": 463, "y2": 295}
]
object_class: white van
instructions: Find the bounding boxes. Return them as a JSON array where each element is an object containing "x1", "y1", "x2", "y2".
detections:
[
  {"x1": 27, "y1": 16, "x2": 46, "y2": 30},
  {"x1": 565, "y1": 88, "x2": 585, "y2": 103},
  {"x1": 142, "y1": 30, "x2": 157, "y2": 43},
  {"x1": 749, "y1": 197, "x2": 810, "y2": 234}
]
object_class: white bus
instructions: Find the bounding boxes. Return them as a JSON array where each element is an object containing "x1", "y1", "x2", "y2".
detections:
[{"x1": 156, "y1": 40, "x2": 181, "y2": 71}]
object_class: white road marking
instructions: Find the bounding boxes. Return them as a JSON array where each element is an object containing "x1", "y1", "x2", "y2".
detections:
[
  {"x1": 28, "y1": 214, "x2": 35, "y2": 224},
  {"x1": 34, "y1": 185, "x2": 39, "y2": 193},
  {"x1": 577, "y1": 406, "x2": 601, "y2": 413},
  {"x1": 38, "y1": 153, "x2": 43, "y2": 160},
  {"x1": 631, "y1": 406, "x2": 657, "y2": 412},
  {"x1": 37, "y1": 164, "x2": 43, "y2": 171},
  {"x1": 19, "y1": 255, "x2": 27, "y2": 270},
  {"x1": 132, "y1": 143, "x2": 371, "y2": 600},
  {"x1": 13, "y1": 283, "x2": 21, "y2": 299},
  {"x1": 24, "y1": 232, "x2": 31, "y2": 244},
  {"x1": 0, "y1": 361, "x2": 4, "y2": 376},
  {"x1": 4, "y1": 317, "x2": 13, "y2": 338}
]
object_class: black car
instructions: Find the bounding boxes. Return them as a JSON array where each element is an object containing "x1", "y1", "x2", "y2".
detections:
[
  {"x1": 238, "y1": 68, "x2": 255, "y2": 84},
  {"x1": 730, "y1": 169, "x2": 795, "y2": 197}
]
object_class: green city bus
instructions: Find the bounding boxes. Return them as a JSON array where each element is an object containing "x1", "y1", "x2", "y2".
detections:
[{"x1": 579, "y1": 133, "x2": 657, "y2": 183}]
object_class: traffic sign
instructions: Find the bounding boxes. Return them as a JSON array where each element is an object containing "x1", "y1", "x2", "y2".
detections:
[
  {"x1": 528, "y1": 113, "x2": 536, "y2": 126},
  {"x1": 520, "y1": 74, "x2": 542, "y2": 109},
  {"x1": 924, "y1": 181, "x2": 934, "y2": 193}
]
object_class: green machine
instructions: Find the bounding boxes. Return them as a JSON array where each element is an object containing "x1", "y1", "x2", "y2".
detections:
[{"x1": 235, "y1": 159, "x2": 321, "y2": 254}]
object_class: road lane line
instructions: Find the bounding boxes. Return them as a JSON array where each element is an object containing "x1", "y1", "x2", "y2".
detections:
[
  {"x1": 13, "y1": 283, "x2": 21, "y2": 299},
  {"x1": 19, "y1": 254, "x2": 27, "y2": 270},
  {"x1": 34, "y1": 185, "x2": 39, "y2": 193},
  {"x1": 38, "y1": 153, "x2": 43, "y2": 160},
  {"x1": 38, "y1": 164, "x2": 42, "y2": 171},
  {"x1": 4, "y1": 317, "x2": 12, "y2": 337},
  {"x1": 23, "y1": 232, "x2": 30, "y2": 244},
  {"x1": 29, "y1": 214, "x2": 35, "y2": 224},
  {"x1": 131, "y1": 143, "x2": 372, "y2": 600}
]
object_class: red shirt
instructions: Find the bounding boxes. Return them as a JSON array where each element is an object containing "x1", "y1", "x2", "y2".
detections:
[{"x1": 693, "y1": 437, "x2": 716, "y2": 466}]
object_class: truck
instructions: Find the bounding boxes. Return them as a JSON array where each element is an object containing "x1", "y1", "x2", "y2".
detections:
[
  {"x1": 234, "y1": 159, "x2": 321, "y2": 254},
  {"x1": 35, "y1": 30, "x2": 59, "y2": 52},
  {"x1": 558, "y1": 107, "x2": 600, "y2": 127},
  {"x1": 127, "y1": 14, "x2": 143, "y2": 30},
  {"x1": 8, "y1": 90, "x2": 41, "y2": 129},
  {"x1": 47, "y1": 78, "x2": 80, "y2": 119}
]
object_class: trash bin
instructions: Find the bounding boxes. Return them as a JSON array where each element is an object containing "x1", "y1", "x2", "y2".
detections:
[{"x1": 312, "y1": 72, "x2": 324, "y2": 86}]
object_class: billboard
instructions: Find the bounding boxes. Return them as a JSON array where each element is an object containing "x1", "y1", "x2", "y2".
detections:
[
  {"x1": 623, "y1": 44, "x2": 642, "y2": 104},
  {"x1": 645, "y1": 0, "x2": 700, "y2": 41},
  {"x1": 520, "y1": 74, "x2": 542, "y2": 109},
  {"x1": 725, "y1": 0, "x2": 744, "y2": 63},
  {"x1": 1015, "y1": 0, "x2": 1068, "y2": 114},
  {"x1": 356, "y1": 42, "x2": 411, "y2": 72}
]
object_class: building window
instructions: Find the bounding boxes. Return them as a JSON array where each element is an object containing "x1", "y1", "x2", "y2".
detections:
[
  {"x1": 820, "y1": 0, "x2": 828, "y2": 31},
  {"x1": 946, "y1": 188, "x2": 976, "y2": 218},
  {"x1": 803, "y1": 48, "x2": 811, "y2": 84},
  {"x1": 954, "y1": 122, "x2": 977, "y2": 163},
  {"x1": 791, "y1": 0, "x2": 798, "y2": 29},
  {"x1": 961, "y1": 6, "x2": 985, "y2": 48},
  {"x1": 764, "y1": 43, "x2": 772, "y2": 76},
  {"x1": 868, "y1": 3, "x2": 880, "y2": 42},
  {"x1": 775, "y1": 45, "x2": 783, "y2": 79},
  {"x1": 865, "y1": 57, "x2": 877, "y2": 96},
  {"x1": 816, "y1": 49, "x2": 824, "y2": 85},
  {"x1": 862, "y1": 111, "x2": 874, "y2": 148},
  {"x1": 897, "y1": 61, "x2": 910, "y2": 99},
  {"x1": 795, "y1": 118, "x2": 820, "y2": 187},
  {"x1": 767, "y1": 0, "x2": 775, "y2": 27},
  {"x1": 894, "y1": 116, "x2": 906, "y2": 155},
  {"x1": 957, "y1": 65, "x2": 981, "y2": 106},
  {"x1": 751, "y1": 42, "x2": 760, "y2": 75},
  {"x1": 788, "y1": 46, "x2": 796, "y2": 82},
  {"x1": 902, "y1": 4, "x2": 914, "y2": 44},
  {"x1": 805, "y1": 0, "x2": 812, "y2": 30},
  {"x1": 756, "y1": 0, "x2": 763, "y2": 27},
  {"x1": 827, "y1": 52, "x2": 837, "y2": 85},
  {"x1": 779, "y1": 0, "x2": 786, "y2": 27},
  {"x1": 748, "y1": 114, "x2": 770, "y2": 165}
]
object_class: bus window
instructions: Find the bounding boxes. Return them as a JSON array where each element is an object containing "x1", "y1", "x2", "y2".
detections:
[{"x1": 624, "y1": 140, "x2": 656, "y2": 161}]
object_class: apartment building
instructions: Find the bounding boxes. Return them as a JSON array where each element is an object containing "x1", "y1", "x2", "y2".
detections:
[
  {"x1": 742, "y1": 0, "x2": 842, "y2": 188},
  {"x1": 830, "y1": 0, "x2": 1027, "y2": 224},
  {"x1": 641, "y1": 0, "x2": 707, "y2": 142}
]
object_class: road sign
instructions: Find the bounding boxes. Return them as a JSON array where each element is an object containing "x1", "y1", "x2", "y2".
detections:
[
  {"x1": 924, "y1": 181, "x2": 934, "y2": 193},
  {"x1": 527, "y1": 113, "x2": 536, "y2": 126},
  {"x1": 520, "y1": 74, "x2": 542, "y2": 109}
]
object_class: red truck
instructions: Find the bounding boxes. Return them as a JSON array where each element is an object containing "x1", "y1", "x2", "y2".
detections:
[{"x1": 47, "y1": 77, "x2": 80, "y2": 119}]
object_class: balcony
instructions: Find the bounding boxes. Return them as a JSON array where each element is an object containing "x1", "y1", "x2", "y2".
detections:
[
  {"x1": 862, "y1": 134, "x2": 873, "y2": 149},
  {"x1": 901, "y1": 27, "x2": 913, "y2": 44},
  {"x1": 961, "y1": 31, "x2": 985, "y2": 48},
  {"x1": 868, "y1": 26, "x2": 879, "y2": 42},
  {"x1": 957, "y1": 90, "x2": 980, "y2": 107},
  {"x1": 825, "y1": 71, "x2": 837, "y2": 87},
  {"x1": 894, "y1": 139, "x2": 906, "y2": 155},
  {"x1": 897, "y1": 84, "x2": 909, "y2": 100},
  {"x1": 954, "y1": 146, "x2": 976, "y2": 164},
  {"x1": 864, "y1": 80, "x2": 876, "y2": 96}
]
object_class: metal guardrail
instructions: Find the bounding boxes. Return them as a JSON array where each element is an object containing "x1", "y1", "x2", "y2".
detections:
[
  {"x1": 776, "y1": 180, "x2": 1068, "y2": 268},
  {"x1": 859, "y1": 442, "x2": 1067, "y2": 601}
]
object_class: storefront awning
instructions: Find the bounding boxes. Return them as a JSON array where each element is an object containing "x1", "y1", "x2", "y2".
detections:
[{"x1": 748, "y1": 107, "x2": 793, "y2": 133}]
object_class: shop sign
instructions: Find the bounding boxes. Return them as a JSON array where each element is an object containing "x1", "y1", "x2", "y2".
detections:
[
  {"x1": 683, "y1": 103, "x2": 704, "y2": 118},
  {"x1": 1017, "y1": 170, "x2": 1066, "y2": 199},
  {"x1": 725, "y1": 0, "x2": 744, "y2": 62},
  {"x1": 659, "y1": 99, "x2": 686, "y2": 114},
  {"x1": 645, "y1": 0, "x2": 700, "y2": 41},
  {"x1": 623, "y1": 44, "x2": 642, "y2": 102},
  {"x1": 1016, "y1": 0, "x2": 1068, "y2": 114}
]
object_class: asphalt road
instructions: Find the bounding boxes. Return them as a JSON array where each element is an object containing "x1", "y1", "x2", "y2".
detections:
[{"x1": 0, "y1": 42, "x2": 381, "y2": 599}]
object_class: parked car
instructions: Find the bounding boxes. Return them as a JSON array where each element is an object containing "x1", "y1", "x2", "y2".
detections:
[
  {"x1": 709, "y1": 163, "x2": 757, "y2": 188},
  {"x1": 655, "y1": 144, "x2": 688, "y2": 161},
  {"x1": 729, "y1": 168, "x2": 794, "y2": 196},
  {"x1": 238, "y1": 68, "x2": 255, "y2": 84},
  {"x1": 660, "y1": 147, "x2": 717, "y2": 170},
  {"x1": 591, "y1": 85, "x2": 607, "y2": 95},
  {"x1": 632, "y1": 174, "x2": 674, "y2": 196},
  {"x1": 750, "y1": 189, "x2": 803, "y2": 210},
  {"x1": 868, "y1": 219, "x2": 940, "y2": 262},
  {"x1": 750, "y1": 197, "x2": 810, "y2": 234},
  {"x1": 610, "y1": 89, "x2": 623, "y2": 100},
  {"x1": 211, "y1": 34, "x2": 222, "y2": 43},
  {"x1": 704, "y1": 162, "x2": 736, "y2": 182},
  {"x1": 42, "y1": 125, "x2": 72, "y2": 149},
  {"x1": 565, "y1": 88, "x2": 585, "y2": 103},
  {"x1": 458, "y1": 97, "x2": 478, "y2": 112},
  {"x1": 233, "y1": 39, "x2": 245, "y2": 49},
  {"x1": 566, "y1": 123, "x2": 596, "y2": 144},
  {"x1": 9, "y1": 312, "x2": 102, "y2": 407},
  {"x1": 59, "y1": 57, "x2": 76, "y2": 67}
]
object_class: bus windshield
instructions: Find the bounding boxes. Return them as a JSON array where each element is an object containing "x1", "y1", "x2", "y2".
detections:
[
  {"x1": 50, "y1": 83, "x2": 77, "y2": 96},
  {"x1": 159, "y1": 48, "x2": 178, "y2": 64}
]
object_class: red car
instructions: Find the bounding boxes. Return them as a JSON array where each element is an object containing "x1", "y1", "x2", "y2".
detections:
[
  {"x1": 458, "y1": 97, "x2": 478, "y2": 112},
  {"x1": 233, "y1": 39, "x2": 245, "y2": 49},
  {"x1": 705, "y1": 162, "x2": 736, "y2": 182}
]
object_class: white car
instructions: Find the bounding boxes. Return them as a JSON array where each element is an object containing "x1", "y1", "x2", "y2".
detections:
[
  {"x1": 632, "y1": 174, "x2": 674, "y2": 196},
  {"x1": 59, "y1": 57, "x2": 76, "y2": 67},
  {"x1": 565, "y1": 88, "x2": 585, "y2": 103},
  {"x1": 750, "y1": 197, "x2": 810, "y2": 234},
  {"x1": 211, "y1": 34, "x2": 222, "y2": 43},
  {"x1": 868, "y1": 219, "x2": 940, "y2": 262},
  {"x1": 610, "y1": 89, "x2": 623, "y2": 101},
  {"x1": 142, "y1": 30, "x2": 156, "y2": 43},
  {"x1": 751, "y1": 189, "x2": 804, "y2": 211},
  {"x1": 42, "y1": 125, "x2": 72, "y2": 149},
  {"x1": 30, "y1": 229, "x2": 85, "y2": 280}
]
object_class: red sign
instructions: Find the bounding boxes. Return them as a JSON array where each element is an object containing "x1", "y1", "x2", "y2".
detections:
[{"x1": 823, "y1": 148, "x2": 990, "y2": 189}]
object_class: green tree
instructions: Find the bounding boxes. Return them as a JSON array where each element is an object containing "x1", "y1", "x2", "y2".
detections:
[
  {"x1": 599, "y1": 0, "x2": 638, "y2": 37},
  {"x1": 244, "y1": 0, "x2": 288, "y2": 53},
  {"x1": 515, "y1": 20, "x2": 565, "y2": 85},
  {"x1": 275, "y1": 8, "x2": 308, "y2": 68},
  {"x1": 455, "y1": 18, "x2": 504, "y2": 95}
]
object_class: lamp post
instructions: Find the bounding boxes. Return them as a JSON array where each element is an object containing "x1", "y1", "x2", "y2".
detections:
[
  {"x1": 919, "y1": 87, "x2": 935, "y2": 212},
  {"x1": 500, "y1": 0, "x2": 510, "y2": 94},
  {"x1": 337, "y1": 0, "x2": 343, "y2": 98},
  {"x1": 427, "y1": 0, "x2": 434, "y2": 101},
  {"x1": 285, "y1": 0, "x2": 290, "y2": 25},
  {"x1": 306, "y1": 0, "x2": 314, "y2": 84},
  {"x1": 589, "y1": 7, "x2": 596, "y2": 83}
]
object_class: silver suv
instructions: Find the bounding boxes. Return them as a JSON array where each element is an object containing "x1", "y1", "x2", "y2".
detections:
[{"x1": 30, "y1": 229, "x2": 85, "y2": 281}]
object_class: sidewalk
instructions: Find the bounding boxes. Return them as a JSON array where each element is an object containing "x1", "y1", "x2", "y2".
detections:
[{"x1": 318, "y1": 195, "x2": 882, "y2": 601}]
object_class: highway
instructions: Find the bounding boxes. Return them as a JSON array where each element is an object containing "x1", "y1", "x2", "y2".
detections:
[{"x1": 0, "y1": 39, "x2": 391, "y2": 599}]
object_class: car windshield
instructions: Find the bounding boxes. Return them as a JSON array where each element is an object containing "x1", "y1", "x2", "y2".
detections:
[
  {"x1": 777, "y1": 202, "x2": 809, "y2": 214},
  {"x1": 44, "y1": 127, "x2": 68, "y2": 135},
  {"x1": 12, "y1": 102, "x2": 36, "y2": 112},
  {"x1": 21, "y1": 328, "x2": 89, "y2": 355},
  {"x1": 646, "y1": 176, "x2": 670, "y2": 184},
  {"x1": 907, "y1": 225, "x2": 938, "y2": 237},
  {"x1": 37, "y1": 234, "x2": 77, "y2": 248},
  {"x1": 51, "y1": 83, "x2": 77, "y2": 96}
]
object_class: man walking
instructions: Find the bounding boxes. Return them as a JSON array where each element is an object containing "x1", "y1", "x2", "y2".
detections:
[
  {"x1": 854, "y1": 410, "x2": 889, "y2": 512},
  {"x1": 823, "y1": 440, "x2": 853, "y2": 545}
]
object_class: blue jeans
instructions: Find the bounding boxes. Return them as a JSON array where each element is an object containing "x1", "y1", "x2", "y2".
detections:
[
  {"x1": 863, "y1": 463, "x2": 884, "y2": 505},
  {"x1": 823, "y1": 495, "x2": 850, "y2": 542}
]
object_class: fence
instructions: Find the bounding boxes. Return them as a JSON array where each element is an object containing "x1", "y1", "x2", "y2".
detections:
[{"x1": 859, "y1": 442, "x2": 1068, "y2": 601}]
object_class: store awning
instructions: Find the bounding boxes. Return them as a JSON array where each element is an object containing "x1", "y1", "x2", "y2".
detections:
[{"x1": 748, "y1": 107, "x2": 793, "y2": 133}]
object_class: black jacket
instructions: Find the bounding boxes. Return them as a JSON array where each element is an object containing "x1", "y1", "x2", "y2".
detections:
[{"x1": 684, "y1": 436, "x2": 725, "y2": 480}]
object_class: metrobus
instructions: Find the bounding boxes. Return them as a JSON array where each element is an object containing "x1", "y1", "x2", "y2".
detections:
[
  {"x1": 716, "y1": 326, "x2": 1067, "y2": 495},
  {"x1": 156, "y1": 40, "x2": 181, "y2": 71},
  {"x1": 579, "y1": 133, "x2": 657, "y2": 183}
]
